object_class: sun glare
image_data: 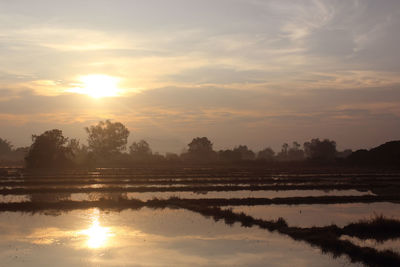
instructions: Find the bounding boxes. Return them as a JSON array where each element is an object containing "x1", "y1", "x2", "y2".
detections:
[
  {"x1": 70, "y1": 74, "x2": 121, "y2": 98},
  {"x1": 80, "y1": 209, "x2": 113, "y2": 249}
]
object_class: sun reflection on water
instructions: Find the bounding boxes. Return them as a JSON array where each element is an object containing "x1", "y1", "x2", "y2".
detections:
[{"x1": 80, "y1": 209, "x2": 114, "y2": 249}]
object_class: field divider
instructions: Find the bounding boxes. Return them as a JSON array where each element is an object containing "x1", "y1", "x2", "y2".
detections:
[{"x1": 1, "y1": 194, "x2": 400, "y2": 212}]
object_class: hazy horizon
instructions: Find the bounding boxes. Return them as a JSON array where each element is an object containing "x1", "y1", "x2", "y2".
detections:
[{"x1": 1, "y1": 0, "x2": 400, "y2": 153}]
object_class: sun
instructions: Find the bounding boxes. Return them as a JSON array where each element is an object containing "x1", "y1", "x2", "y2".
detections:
[{"x1": 69, "y1": 74, "x2": 121, "y2": 98}]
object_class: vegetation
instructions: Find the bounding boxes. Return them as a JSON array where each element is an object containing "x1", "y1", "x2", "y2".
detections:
[
  {"x1": 0, "y1": 120, "x2": 399, "y2": 168},
  {"x1": 348, "y1": 141, "x2": 400, "y2": 166},
  {"x1": 25, "y1": 129, "x2": 73, "y2": 169},
  {"x1": 85, "y1": 120, "x2": 129, "y2": 159}
]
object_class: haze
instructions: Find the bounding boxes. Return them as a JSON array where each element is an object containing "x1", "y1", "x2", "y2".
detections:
[{"x1": 1, "y1": 0, "x2": 400, "y2": 153}]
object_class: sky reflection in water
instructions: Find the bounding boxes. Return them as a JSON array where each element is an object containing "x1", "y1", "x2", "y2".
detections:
[
  {"x1": 79, "y1": 208, "x2": 114, "y2": 249},
  {"x1": 0, "y1": 208, "x2": 362, "y2": 266}
]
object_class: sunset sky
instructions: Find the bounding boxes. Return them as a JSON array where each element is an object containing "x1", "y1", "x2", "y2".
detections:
[{"x1": 1, "y1": 0, "x2": 400, "y2": 153}]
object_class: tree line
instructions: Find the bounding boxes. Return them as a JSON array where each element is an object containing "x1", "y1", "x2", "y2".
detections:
[{"x1": 0, "y1": 120, "x2": 398, "y2": 168}]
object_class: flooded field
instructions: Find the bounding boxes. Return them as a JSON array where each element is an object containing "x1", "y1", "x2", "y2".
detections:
[
  {"x1": 230, "y1": 202, "x2": 400, "y2": 227},
  {"x1": 0, "y1": 208, "x2": 360, "y2": 267},
  {"x1": 0, "y1": 167, "x2": 399, "y2": 266}
]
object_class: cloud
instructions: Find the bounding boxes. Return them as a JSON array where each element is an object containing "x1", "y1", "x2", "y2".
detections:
[
  {"x1": 1, "y1": 1, "x2": 400, "y2": 151},
  {"x1": 1, "y1": 84, "x2": 400, "y2": 152}
]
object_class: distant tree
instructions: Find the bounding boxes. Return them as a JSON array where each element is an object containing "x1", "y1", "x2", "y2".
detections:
[
  {"x1": 0, "y1": 138, "x2": 12, "y2": 156},
  {"x1": 336, "y1": 149, "x2": 352, "y2": 159},
  {"x1": 25, "y1": 129, "x2": 72, "y2": 168},
  {"x1": 276, "y1": 143, "x2": 289, "y2": 160},
  {"x1": 85, "y1": 120, "x2": 129, "y2": 157},
  {"x1": 287, "y1": 141, "x2": 304, "y2": 161},
  {"x1": 165, "y1": 152, "x2": 180, "y2": 161},
  {"x1": 233, "y1": 145, "x2": 255, "y2": 160},
  {"x1": 14, "y1": 146, "x2": 30, "y2": 157},
  {"x1": 188, "y1": 137, "x2": 213, "y2": 154},
  {"x1": 257, "y1": 147, "x2": 275, "y2": 161},
  {"x1": 67, "y1": 139, "x2": 89, "y2": 166},
  {"x1": 303, "y1": 138, "x2": 337, "y2": 162},
  {"x1": 218, "y1": 145, "x2": 256, "y2": 162},
  {"x1": 282, "y1": 143, "x2": 289, "y2": 154},
  {"x1": 218, "y1": 149, "x2": 237, "y2": 162},
  {"x1": 130, "y1": 140, "x2": 151, "y2": 155},
  {"x1": 185, "y1": 137, "x2": 216, "y2": 161},
  {"x1": 129, "y1": 140, "x2": 152, "y2": 161},
  {"x1": 347, "y1": 141, "x2": 400, "y2": 166}
]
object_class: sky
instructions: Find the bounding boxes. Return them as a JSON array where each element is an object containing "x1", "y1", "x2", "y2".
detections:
[{"x1": 1, "y1": 0, "x2": 400, "y2": 153}]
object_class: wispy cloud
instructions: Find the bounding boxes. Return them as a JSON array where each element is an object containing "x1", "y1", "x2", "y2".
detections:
[{"x1": 1, "y1": 0, "x2": 400, "y2": 151}]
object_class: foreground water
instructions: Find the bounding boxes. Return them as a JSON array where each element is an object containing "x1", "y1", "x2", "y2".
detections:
[{"x1": 0, "y1": 208, "x2": 360, "y2": 267}]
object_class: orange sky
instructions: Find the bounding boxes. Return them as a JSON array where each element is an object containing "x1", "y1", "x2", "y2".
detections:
[{"x1": 1, "y1": 0, "x2": 400, "y2": 152}]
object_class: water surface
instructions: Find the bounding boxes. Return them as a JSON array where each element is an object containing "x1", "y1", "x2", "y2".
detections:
[
  {"x1": 231, "y1": 202, "x2": 400, "y2": 227},
  {"x1": 0, "y1": 208, "x2": 360, "y2": 267}
]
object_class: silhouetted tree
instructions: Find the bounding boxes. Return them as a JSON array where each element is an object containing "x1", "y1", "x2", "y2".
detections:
[
  {"x1": 348, "y1": 141, "x2": 400, "y2": 166},
  {"x1": 67, "y1": 139, "x2": 89, "y2": 166},
  {"x1": 14, "y1": 146, "x2": 30, "y2": 159},
  {"x1": 188, "y1": 137, "x2": 213, "y2": 153},
  {"x1": 276, "y1": 141, "x2": 304, "y2": 161},
  {"x1": 165, "y1": 152, "x2": 180, "y2": 162},
  {"x1": 233, "y1": 145, "x2": 255, "y2": 160},
  {"x1": 184, "y1": 137, "x2": 216, "y2": 161},
  {"x1": 129, "y1": 140, "x2": 153, "y2": 161},
  {"x1": 218, "y1": 145, "x2": 255, "y2": 162},
  {"x1": 85, "y1": 120, "x2": 129, "y2": 157},
  {"x1": 276, "y1": 143, "x2": 289, "y2": 160},
  {"x1": 130, "y1": 140, "x2": 151, "y2": 155},
  {"x1": 336, "y1": 149, "x2": 352, "y2": 158},
  {"x1": 257, "y1": 147, "x2": 275, "y2": 161},
  {"x1": 218, "y1": 149, "x2": 237, "y2": 162},
  {"x1": 25, "y1": 129, "x2": 72, "y2": 168},
  {"x1": 287, "y1": 141, "x2": 304, "y2": 161},
  {"x1": 0, "y1": 138, "x2": 12, "y2": 156},
  {"x1": 303, "y1": 138, "x2": 337, "y2": 162}
]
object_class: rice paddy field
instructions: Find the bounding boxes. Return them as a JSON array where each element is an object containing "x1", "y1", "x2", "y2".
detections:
[{"x1": 1, "y1": 166, "x2": 400, "y2": 267}]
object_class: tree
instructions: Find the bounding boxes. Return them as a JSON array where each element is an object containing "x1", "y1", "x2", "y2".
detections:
[
  {"x1": 67, "y1": 139, "x2": 89, "y2": 166},
  {"x1": 303, "y1": 138, "x2": 337, "y2": 162},
  {"x1": 257, "y1": 147, "x2": 275, "y2": 161},
  {"x1": 25, "y1": 129, "x2": 72, "y2": 168},
  {"x1": 185, "y1": 137, "x2": 216, "y2": 161},
  {"x1": 287, "y1": 141, "x2": 304, "y2": 161},
  {"x1": 188, "y1": 137, "x2": 213, "y2": 154},
  {"x1": 85, "y1": 120, "x2": 129, "y2": 157},
  {"x1": 129, "y1": 140, "x2": 152, "y2": 160},
  {"x1": 218, "y1": 146, "x2": 256, "y2": 162},
  {"x1": 218, "y1": 149, "x2": 237, "y2": 162},
  {"x1": 0, "y1": 138, "x2": 12, "y2": 156},
  {"x1": 232, "y1": 145, "x2": 255, "y2": 160},
  {"x1": 276, "y1": 141, "x2": 305, "y2": 161},
  {"x1": 130, "y1": 140, "x2": 151, "y2": 155},
  {"x1": 347, "y1": 141, "x2": 400, "y2": 166}
]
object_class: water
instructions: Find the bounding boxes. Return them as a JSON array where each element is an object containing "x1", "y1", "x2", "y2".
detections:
[
  {"x1": 0, "y1": 189, "x2": 373, "y2": 203},
  {"x1": 340, "y1": 235, "x2": 400, "y2": 254},
  {"x1": 0, "y1": 208, "x2": 360, "y2": 267},
  {"x1": 230, "y1": 202, "x2": 400, "y2": 227}
]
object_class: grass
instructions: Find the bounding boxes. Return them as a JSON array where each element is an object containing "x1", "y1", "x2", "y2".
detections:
[
  {"x1": 342, "y1": 215, "x2": 400, "y2": 242},
  {"x1": 180, "y1": 204, "x2": 400, "y2": 267}
]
